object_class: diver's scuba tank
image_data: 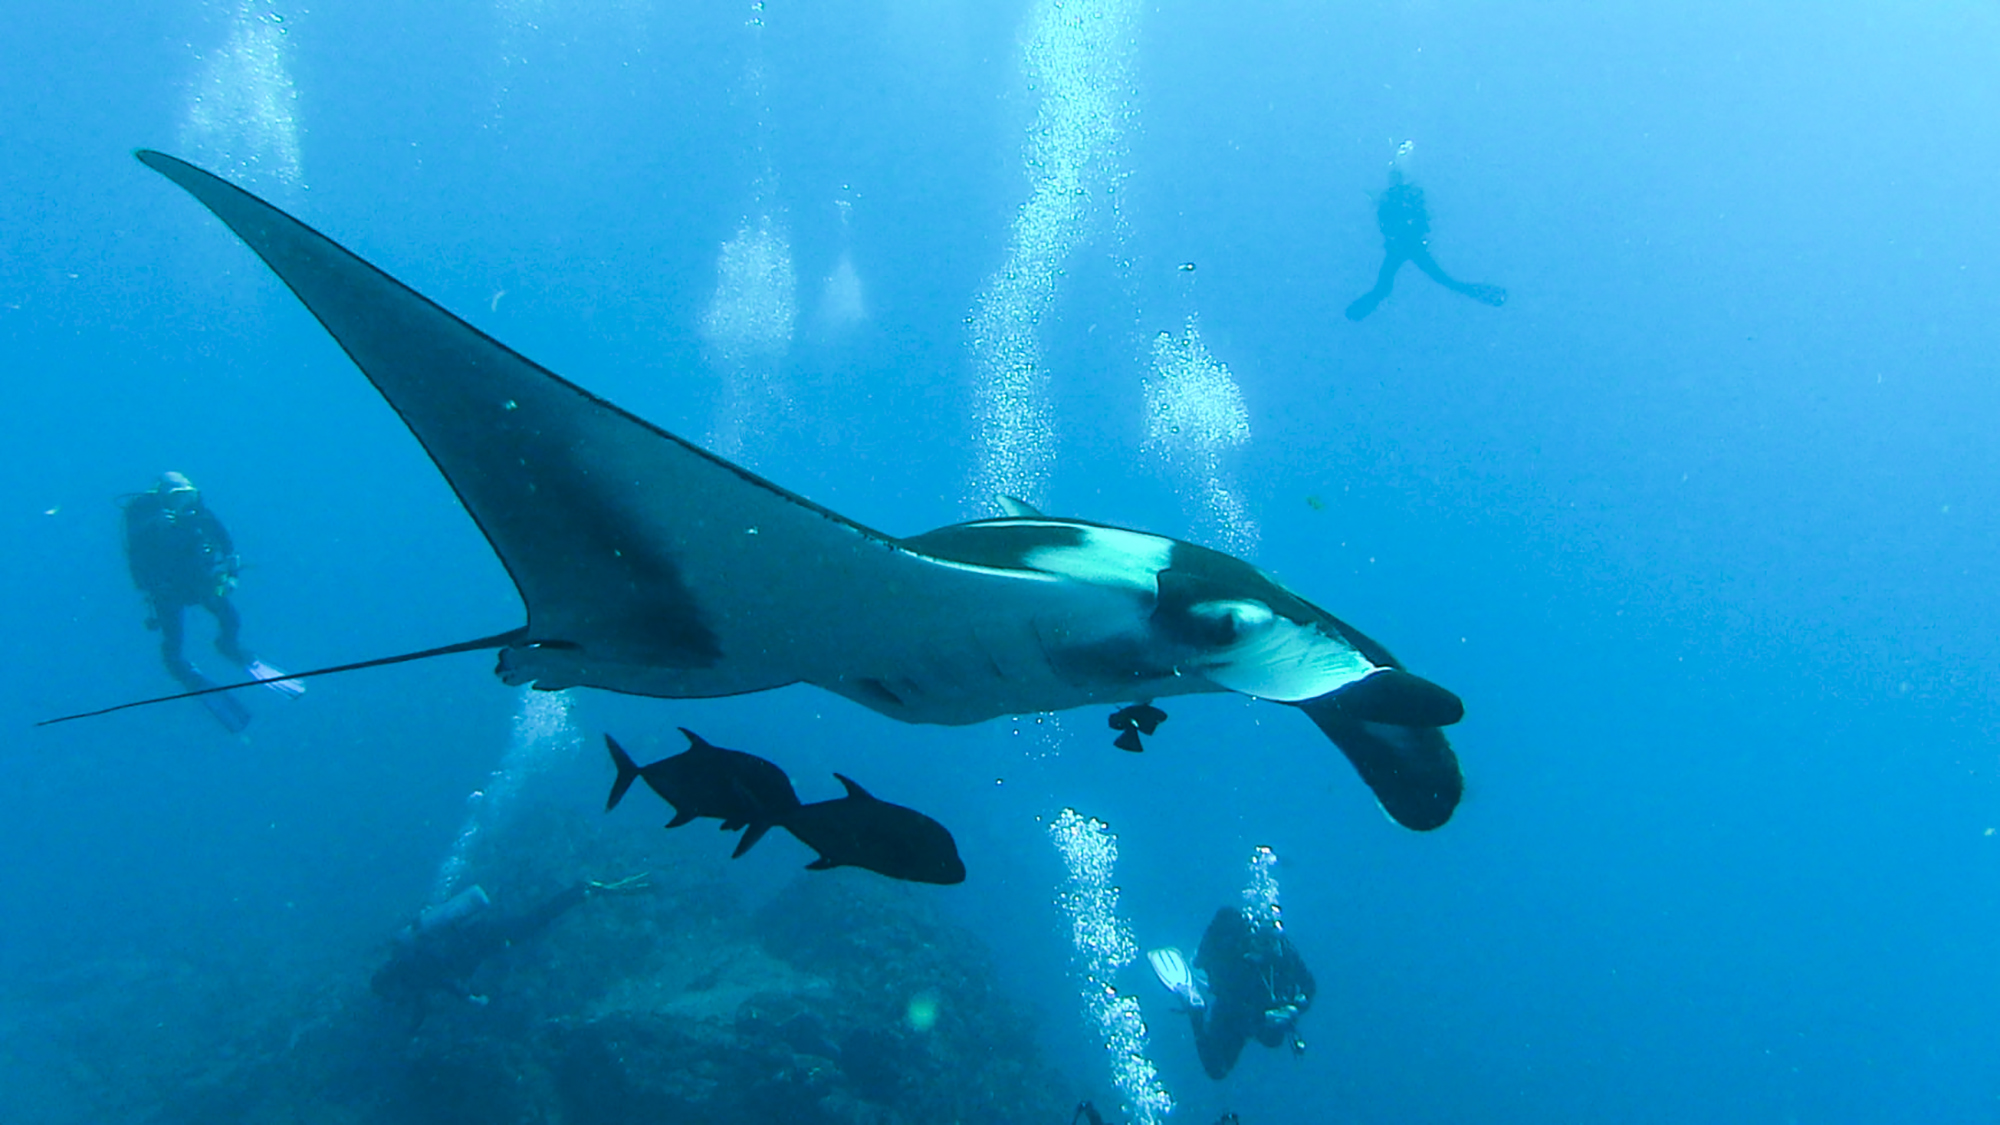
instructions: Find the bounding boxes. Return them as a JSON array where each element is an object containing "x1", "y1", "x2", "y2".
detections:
[{"x1": 416, "y1": 884, "x2": 491, "y2": 934}]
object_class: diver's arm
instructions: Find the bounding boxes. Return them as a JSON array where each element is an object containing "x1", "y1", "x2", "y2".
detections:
[{"x1": 197, "y1": 509, "x2": 238, "y2": 569}]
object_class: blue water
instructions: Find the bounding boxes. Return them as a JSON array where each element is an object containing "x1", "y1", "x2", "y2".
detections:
[{"x1": 4, "y1": 1, "x2": 1999, "y2": 1122}]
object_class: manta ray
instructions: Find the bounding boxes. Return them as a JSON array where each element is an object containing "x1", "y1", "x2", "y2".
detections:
[{"x1": 72, "y1": 151, "x2": 1469, "y2": 830}]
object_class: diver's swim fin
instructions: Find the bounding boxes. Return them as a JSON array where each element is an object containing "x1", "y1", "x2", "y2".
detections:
[
  {"x1": 245, "y1": 659, "x2": 306, "y2": 699},
  {"x1": 1344, "y1": 290, "x2": 1388, "y2": 322},
  {"x1": 1147, "y1": 947, "x2": 1203, "y2": 1009},
  {"x1": 1113, "y1": 728, "x2": 1144, "y2": 753},
  {"x1": 1458, "y1": 282, "x2": 1508, "y2": 307},
  {"x1": 195, "y1": 681, "x2": 251, "y2": 734}
]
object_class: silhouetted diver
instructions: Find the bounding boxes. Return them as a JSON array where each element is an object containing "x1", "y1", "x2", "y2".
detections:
[{"x1": 1345, "y1": 155, "x2": 1506, "y2": 321}]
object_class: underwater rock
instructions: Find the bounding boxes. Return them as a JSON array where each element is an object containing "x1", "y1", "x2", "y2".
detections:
[{"x1": 119, "y1": 813, "x2": 1078, "y2": 1125}]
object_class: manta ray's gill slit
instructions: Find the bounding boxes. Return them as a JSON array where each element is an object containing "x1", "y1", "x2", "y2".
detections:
[
  {"x1": 179, "y1": 0, "x2": 304, "y2": 193},
  {"x1": 1048, "y1": 809, "x2": 1173, "y2": 1125},
  {"x1": 964, "y1": 0, "x2": 1143, "y2": 513},
  {"x1": 431, "y1": 688, "x2": 583, "y2": 904},
  {"x1": 1145, "y1": 317, "x2": 1260, "y2": 556}
]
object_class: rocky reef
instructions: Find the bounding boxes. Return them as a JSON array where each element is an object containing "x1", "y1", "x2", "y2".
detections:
[{"x1": 6, "y1": 799, "x2": 1080, "y2": 1125}]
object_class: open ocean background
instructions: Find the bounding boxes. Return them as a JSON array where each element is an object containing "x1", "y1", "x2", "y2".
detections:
[{"x1": 4, "y1": 1, "x2": 1999, "y2": 1122}]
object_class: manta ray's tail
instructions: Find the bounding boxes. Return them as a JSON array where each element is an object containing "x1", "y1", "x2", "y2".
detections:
[{"x1": 37, "y1": 629, "x2": 528, "y2": 728}]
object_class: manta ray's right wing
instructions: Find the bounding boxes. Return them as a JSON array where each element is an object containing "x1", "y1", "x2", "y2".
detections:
[{"x1": 136, "y1": 151, "x2": 1014, "y2": 701}]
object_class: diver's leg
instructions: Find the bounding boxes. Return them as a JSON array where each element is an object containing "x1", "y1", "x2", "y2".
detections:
[
  {"x1": 205, "y1": 593, "x2": 251, "y2": 665},
  {"x1": 1410, "y1": 249, "x2": 1507, "y2": 307},
  {"x1": 1344, "y1": 254, "x2": 1404, "y2": 321},
  {"x1": 1193, "y1": 1007, "x2": 1250, "y2": 1080},
  {"x1": 494, "y1": 883, "x2": 591, "y2": 946},
  {"x1": 156, "y1": 603, "x2": 202, "y2": 688}
]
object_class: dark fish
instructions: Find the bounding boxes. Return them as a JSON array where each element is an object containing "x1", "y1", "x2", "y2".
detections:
[
  {"x1": 84, "y1": 152, "x2": 1468, "y2": 833},
  {"x1": 605, "y1": 730, "x2": 799, "y2": 858},
  {"x1": 1108, "y1": 702, "x2": 1167, "y2": 752},
  {"x1": 782, "y1": 774, "x2": 966, "y2": 885}
]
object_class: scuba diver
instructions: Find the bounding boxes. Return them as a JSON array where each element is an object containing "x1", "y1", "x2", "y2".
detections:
[
  {"x1": 120, "y1": 471, "x2": 301, "y2": 732},
  {"x1": 1344, "y1": 141, "x2": 1507, "y2": 321},
  {"x1": 371, "y1": 874, "x2": 651, "y2": 1031},
  {"x1": 1148, "y1": 906, "x2": 1315, "y2": 1080}
]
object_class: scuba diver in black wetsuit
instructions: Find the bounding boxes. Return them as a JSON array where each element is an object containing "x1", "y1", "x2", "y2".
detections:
[
  {"x1": 1345, "y1": 142, "x2": 1508, "y2": 321},
  {"x1": 371, "y1": 874, "x2": 651, "y2": 1031},
  {"x1": 1149, "y1": 906, "x2": 1315, "y2": 1080},
  {"x1": 120, "y1": 472, "x2": 301, "y2": 732}
]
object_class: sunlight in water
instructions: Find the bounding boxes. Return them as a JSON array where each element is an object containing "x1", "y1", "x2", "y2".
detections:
[
  {"x1": 431, "y1": 689, "x2": 581, "y2": 904},
  {"x1": 1049, "y1": 808, "x2": 1173, "y2": 1125},
  {"x1": 178, "y1": 0, "x2": 303, "y2": 192},
  {"x1": 1146, "y1": 317, "x2": 1259, "y2": 556},
  {"x1": 965, "y1": 0, "x2": 1142, "y2": 512}
]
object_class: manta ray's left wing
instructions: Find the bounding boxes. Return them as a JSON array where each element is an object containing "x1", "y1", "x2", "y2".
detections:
[{"x1": 136, "y1": 150, "x2": 1044, "y2": 702}]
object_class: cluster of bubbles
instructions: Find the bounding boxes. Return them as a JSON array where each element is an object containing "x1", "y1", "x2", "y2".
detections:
[
  {"x1": 818, "y1": 197, "x2": 867, "y2": 331},
  {"x1": 1048, "y1": 809, "x2": 1174, "y2": 1125},
  {"x1": 431, "y1": 688, "x2": 582, "y2": 903},
  {"x1": 488, "y1": 0, "x2": 652, "y2": 123},
  {"x1": 178, "y1": 0, "x2": 303, "y2": 192},
  {"x1": 965, "y1": 0, "x2": 1142, "y2": 511},
  {"x1": 701, "y1": 203, "x2": 797, "y2": 464},
  {"x1": 1145, "y1": 317, "x2": 1259, "y2": 556},
  {"x1": 1239, "y1": 843, "x2": 1283, "y2": 932},
  {"x1": 701, "y1": 1, "x2": 796, "y2": 464},
  {"x1": 702, "y1": 205, "x2": 798, "y2": 365}
]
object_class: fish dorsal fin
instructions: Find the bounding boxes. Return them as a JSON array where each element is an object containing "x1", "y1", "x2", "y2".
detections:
[
  {"x1": 680, "y1": 727, "x2": 718, "y2": 751},
  {"x1": 996, "y1": 495, "x2": 1045, "y2": 519},
  {"x1": 834, "y1": 773, "x2": 873, "y2": 801}
]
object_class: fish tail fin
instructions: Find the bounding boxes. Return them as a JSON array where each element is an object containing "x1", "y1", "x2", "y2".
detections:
[{"x1": 604, "y1": 734, "x2": 641, "y2": 811}]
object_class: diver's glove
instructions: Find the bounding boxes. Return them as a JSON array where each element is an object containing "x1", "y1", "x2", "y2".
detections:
[
  {"x1": 210, "y1": 556, "x2": 242, "y2": 596},
  {"x1": 1263, "y1": 1003, "x2": 1301, "y2": 1034}
]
